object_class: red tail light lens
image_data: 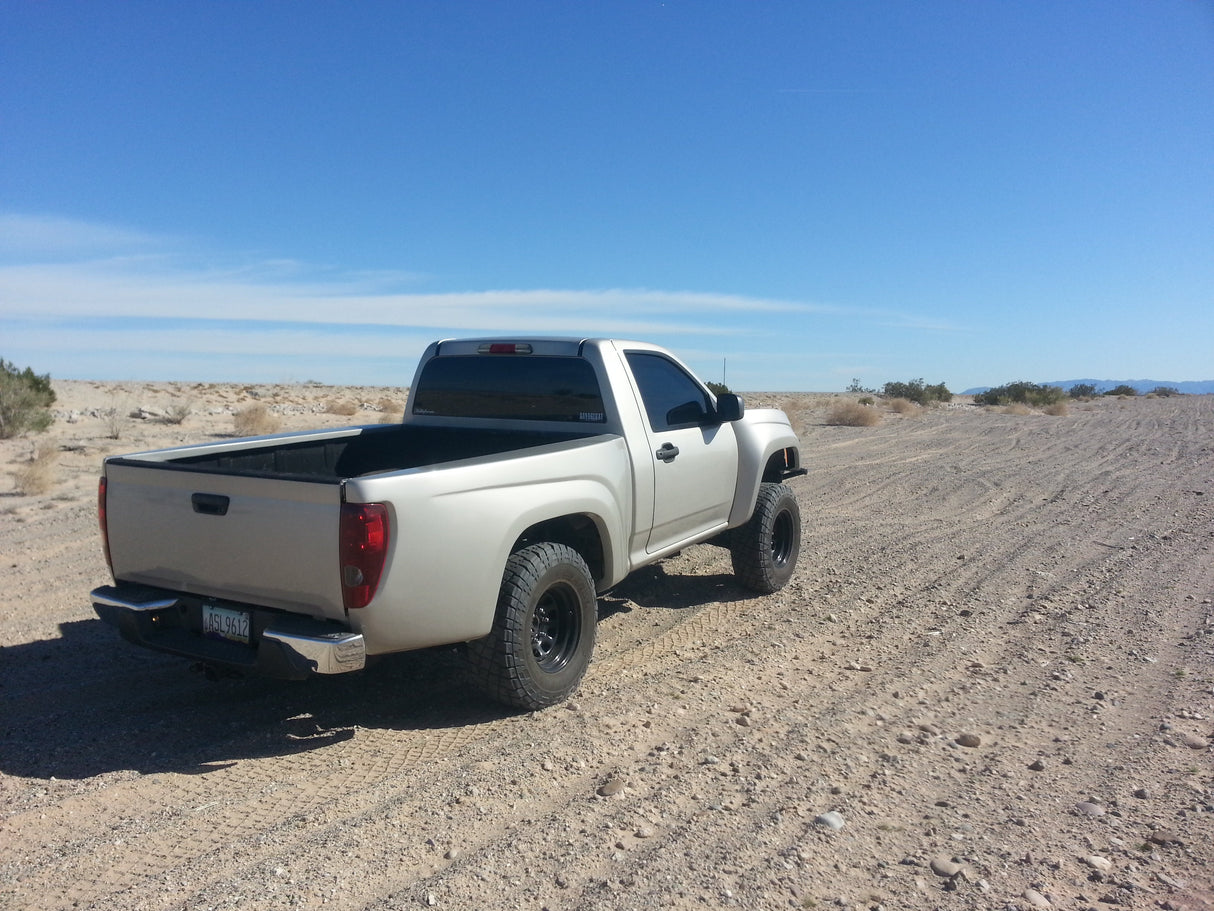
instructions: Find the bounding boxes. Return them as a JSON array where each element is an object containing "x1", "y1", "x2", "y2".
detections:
[
  {"x1": 98, "y1": 476, "x2": 114, "y2": 578},
  {"x1": 339, "y1": 502, "x2": 390, "y2": 609},
  {"x1": 477, "y1": 342, "x2": 533, "y2": 354}
]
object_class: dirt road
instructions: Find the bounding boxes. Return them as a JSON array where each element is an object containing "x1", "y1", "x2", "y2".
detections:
[{"x1": 2, "y1": 386, "x2": 1211, "y2": 910}]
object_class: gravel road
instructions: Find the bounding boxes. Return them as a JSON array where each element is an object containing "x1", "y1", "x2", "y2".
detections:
[{"x1": 2, "y1": 385, "x2": 1211, "y2": 910}]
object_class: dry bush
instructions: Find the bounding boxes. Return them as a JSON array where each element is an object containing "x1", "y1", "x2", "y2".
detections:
[
  {"x1": 826, "y1": 400, "x2": 881, "y2": 427},
  {"x1": 102, "y1": 406, "x2": 129, "y2": 440},
  {"x1": 325, "y1": 399, "x2": 360, "y2": 417},
  {"x1": 164, "y1": 402, "x2": 193, "y2": 425},
  {"x1": 233, "y1": 403, "x2": 281, "y2": 436},
  {"x1": 1042, "y1": 402, "x2": 1069, "y2": 417},
  {"x1": 12, "y1": 441, "x2": 59, "y2": 495},
  {"x1": 778, "y1": 397, "x2": 809, "y2": 438},
  {"x1": 1003, "y1": 403, "x2": 1032, "y2": 416},
  {"x1": 888, "y1": 397, "x2": 922, "y2": 416}
]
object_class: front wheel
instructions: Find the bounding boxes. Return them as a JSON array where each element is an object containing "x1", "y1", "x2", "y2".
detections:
[
  {"x1": 730, "y1": 482, "x2": 801, "y2": 593},
  {"x1": 467, "y1": 543, "x2": 597, "y2": 710}
]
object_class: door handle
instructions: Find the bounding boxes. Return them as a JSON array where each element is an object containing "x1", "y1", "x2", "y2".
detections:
[
  {"x1": 656, "y1": 443, "x2": 679, "y2": 462},
  {"x1": 192, "y1": 492, "x2": 230, "y2": 516}
]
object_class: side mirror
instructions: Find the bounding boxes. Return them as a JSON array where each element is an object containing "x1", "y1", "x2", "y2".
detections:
[{"x1": 714, "y1": 393, "x2": 744, "y2": 423}]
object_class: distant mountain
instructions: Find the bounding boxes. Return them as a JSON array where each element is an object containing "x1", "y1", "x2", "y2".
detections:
[{"x1": 963, "y1": 379, "x2": 1214, "y2": 395}]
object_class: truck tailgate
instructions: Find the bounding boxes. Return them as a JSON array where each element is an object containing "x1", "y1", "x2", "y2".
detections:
[{"x1": 104, "y1": 461, "x2": 347, "y2": 619}]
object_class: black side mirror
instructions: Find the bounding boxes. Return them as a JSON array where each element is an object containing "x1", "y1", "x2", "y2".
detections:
[
  {"x1": 667, "y1": 400, "x2": 708, "y2": 426},
  {"x1": 714, "y1": 393, "x2": 744, "y2": 423}
]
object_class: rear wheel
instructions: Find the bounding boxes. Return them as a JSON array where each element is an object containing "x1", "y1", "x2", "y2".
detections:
[
  {"x1": 730, "y1": 482, "x2": 801, "y2": 593},
  {"x1": 468, "y1": 542, "x2": 597, "y2": 710}
]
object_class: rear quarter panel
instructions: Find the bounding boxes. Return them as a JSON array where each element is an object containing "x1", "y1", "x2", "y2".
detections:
[{"x1": 343, "y1": 434, "x2": 632, "y2": 653}]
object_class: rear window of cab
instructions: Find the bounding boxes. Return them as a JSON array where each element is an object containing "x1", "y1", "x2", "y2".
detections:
[{"x1": 411, "y1": 356, "x2": 606, "y2": 422}]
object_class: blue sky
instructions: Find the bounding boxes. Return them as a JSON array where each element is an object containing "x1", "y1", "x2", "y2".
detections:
[{"x1": 2, "y1": 2, "x2": 1211, "y2": 391}]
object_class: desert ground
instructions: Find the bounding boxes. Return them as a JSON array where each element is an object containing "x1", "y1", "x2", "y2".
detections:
[{"x1": 1, "y1": 381, "x2": 1211, "y2": 911}]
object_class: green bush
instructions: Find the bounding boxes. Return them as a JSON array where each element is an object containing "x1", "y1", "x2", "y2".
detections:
[
  {"x1": 1104, "y1": 384, "x2": 1137, "y2": 397},
  {"x1": 1150, "y1": 386, "x2": 1180, "y2": 397},
  {"x1": 706, "y1": 381, "x2": 731, "y2": 396},
  {"x1": 881, "y1": 378, "x2": 952, "y2": 406},
  {"x1": 974, "y1": 381, "x2": 1065, "y2": 407},
  {"x1": 1068, "y1": 383, "x2": 1097, "y2": 399},
  {"x1": 0, "y1": 359, "x2": 56, "y2": 438}
]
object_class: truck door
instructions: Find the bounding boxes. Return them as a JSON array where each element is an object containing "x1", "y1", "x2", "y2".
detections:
[{"x1": 624, "y1": 350, "x2": 739, "y2": 554}]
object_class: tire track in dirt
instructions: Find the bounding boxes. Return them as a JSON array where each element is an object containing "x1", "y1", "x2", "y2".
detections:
[
  {"x1": 3, "y1": 716, "x2": 498, "y2": 909},
  {"x1": 4, "y1": 394, "x2": 1212, "y2": 911}
]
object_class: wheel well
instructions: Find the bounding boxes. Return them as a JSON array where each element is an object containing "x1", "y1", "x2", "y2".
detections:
[
  {"x1": 512, "y1": 515, "x2": 606, "y2": 583},
  {"x1": 762, "y1": 447, "x2": 801, "y2": 482}
]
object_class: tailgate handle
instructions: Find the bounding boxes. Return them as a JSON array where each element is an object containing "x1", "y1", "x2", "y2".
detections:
[{"x1": 191, "y1": 493, "x2": 230, "y2": 516}]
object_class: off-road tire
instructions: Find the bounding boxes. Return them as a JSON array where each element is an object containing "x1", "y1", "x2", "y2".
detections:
[
  {"x1": 468, "y1": 542, "x2": 597, "y2": 710},
  {"x1": 730, "y1": 482, "x2": 801, "y2": 593}
]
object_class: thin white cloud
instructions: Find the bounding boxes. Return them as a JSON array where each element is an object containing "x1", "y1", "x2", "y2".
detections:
[
  {"x1": 0, "y1": 212, "x2": 964, "y2": 385},
  {"x1": 0, "y1": 257, "x2": 824, "y2": 335},
  {"x1": 0, "y1": 213, "x2": 168, "y2": 258},
  {"x1": 871, "y1": 311, "x2": 964, "y2": 333}
]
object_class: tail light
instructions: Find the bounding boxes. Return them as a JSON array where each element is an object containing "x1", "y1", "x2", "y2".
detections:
[
  {"x1": 477, "y1": 342, "x2": 533, "y2": 354},
  {"x1": 98, "y1": 476, "x2": 114, "y2": 579},
  {"x1": 340, "y1": 502, "x2": 390, "y2": 609}
]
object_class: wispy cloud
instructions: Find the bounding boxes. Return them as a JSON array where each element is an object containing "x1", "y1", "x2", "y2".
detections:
[
  {"x1": 1, "y1": 254, "x2": 826, "y2": 335},
  {"x1": 0, "y1": 212, "x2": 959, "y2": 386},
  {"x1": 0, "y1": 212, "x2": 168, "y2": 258}
]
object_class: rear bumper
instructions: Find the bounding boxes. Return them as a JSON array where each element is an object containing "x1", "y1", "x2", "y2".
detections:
[{"x1": 91, "y1": 584, "x2": 365, "y2": 679}]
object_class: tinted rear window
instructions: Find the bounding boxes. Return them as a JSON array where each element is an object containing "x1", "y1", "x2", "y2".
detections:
[{"x1": 411, "y1": 356, "x2": 606, "y2": 422}]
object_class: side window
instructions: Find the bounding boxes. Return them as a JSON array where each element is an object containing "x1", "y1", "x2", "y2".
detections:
[{"x1": 625, "y1": 352, "x2": 712, "y2": 432}]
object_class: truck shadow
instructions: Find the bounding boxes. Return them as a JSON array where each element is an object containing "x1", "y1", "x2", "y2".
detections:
[
  {"x1": 601, "y1": 562, "x2": 751, "y2": 617},
  {"x1": 2, "y1": 567, "x2": 747, "y2": 781},
  {"x1": 0, "y1": 619, "x2": 510, "y2": 781}
]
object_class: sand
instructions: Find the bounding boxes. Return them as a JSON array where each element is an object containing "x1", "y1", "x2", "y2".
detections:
[{"x1": 1, "y1": 381, "x2": 1211, "y2": 910}]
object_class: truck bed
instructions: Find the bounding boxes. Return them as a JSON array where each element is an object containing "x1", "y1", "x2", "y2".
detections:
[
  {"x1": 102, "y1": 424, "x2": 607, "y2": 620},
  {"x1": 110, "y1": 424, "x2": 599, "y2": 481}
]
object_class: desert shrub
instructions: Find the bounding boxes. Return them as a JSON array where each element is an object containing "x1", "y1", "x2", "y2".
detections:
[
  {"x1": 706, "y1": 381, "x2": 731, "y2": 396},
  {"x1": 164, "y1": 402, "x2": 193, "y2": 425},
  {"x1": 1042, "y1": 402, "x2": 1069, "y2": 416},
  {"x1": 1003, "y1": 403, "x2": 1032, "y2": 416},
  {"x1": 12, "y1": 441, "x2": 59, "y2": 495},
  {"x1": 774, "y1": 398, "x2": 807, "y2": 438},
  {"x1": 975, "y1": 381, "x2": 1065, "y2": 407},
  {"x1": 827, "y1": 400, "x2": 881, "y2": 427},
  {"x1": 882, "y1": 378, "x2": 952, "y2": 405},
  {"x1": 102, "y1": 406, "x2": 129, "y2": 440},
  {"x1": 233, "y1": 403, "x2": 281, "y2": 436},
  {"x1": 858, "y1": 396, "x2": 875, "y2": 406},
  {"x1": 1104, "y1": 384, "x2": 1137, "y2": 397},
  {"x1": 0, "y1": 359, "x2": 56, "y2": 438},
  {"x1": 325, "y1": 398, "x2": 360, "y2": 416},
  {"x1": 1149, "y1": 386, "x2": 1180, "y2": 397},
  {"x1": 925, "y1": 382, "x2": 952, "y2": 403},
  {"x1": 888, "y1": 397, "x2": 921, "y2": 415},
  {"x1": 1068, "y1": 383, "x2": 1097, "y2": 399},
  {"x1": 847, "y1": 378, "x2": 877, "y2": 395}
]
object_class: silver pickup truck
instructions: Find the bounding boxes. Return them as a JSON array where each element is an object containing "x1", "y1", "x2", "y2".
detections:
[{"x1": 92, "y1": 338, "x2": 804, "y2": 709}]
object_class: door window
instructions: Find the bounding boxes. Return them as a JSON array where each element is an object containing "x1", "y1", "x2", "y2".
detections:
[{"x1": 625, "y1": 352, "x2": 711, "y2": 432}]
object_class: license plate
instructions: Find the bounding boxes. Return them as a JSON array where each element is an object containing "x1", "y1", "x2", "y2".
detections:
[{"x1": 201, "y1": 603, "x2": 250, "y2": 645}]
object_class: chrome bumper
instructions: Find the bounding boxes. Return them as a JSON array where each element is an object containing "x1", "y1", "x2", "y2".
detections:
[{"x1": 91, "y1": 584, "x2": 365, "y2": 679}]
